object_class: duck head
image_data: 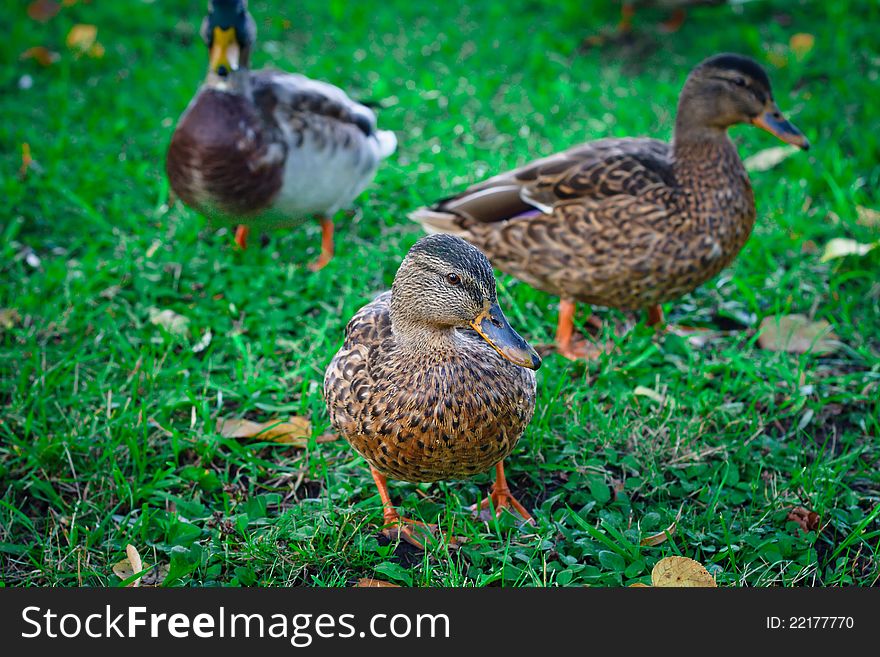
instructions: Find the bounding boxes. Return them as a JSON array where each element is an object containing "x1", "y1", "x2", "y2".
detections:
[
  {"x1": 200, "y1": 0, "x2": 256, "y2": 79},
  {"x1": 677, "y1": 52, "x2": 810, "y2": 150},
  {"x1": 391, "y1": 234, "x2": 541, "y2": 370}
]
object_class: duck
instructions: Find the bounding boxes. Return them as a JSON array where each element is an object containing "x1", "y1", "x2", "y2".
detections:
[
  {"x1": 411, "y1": 53, "x2": 809, "y2": 359},
  {"x1": 324, "y1": 234, "x2": 541, "y2": 548},
  {"x1": 618, "y1": 0, "x2": 728, "y2": 34},
  {"x1": 166, "y1": 0, "x2": 397, "y2": 270}
]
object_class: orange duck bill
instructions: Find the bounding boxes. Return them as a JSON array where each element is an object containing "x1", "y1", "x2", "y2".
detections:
[{"x1": 752, "y1": 103, "x2": 810, "y2": 150}]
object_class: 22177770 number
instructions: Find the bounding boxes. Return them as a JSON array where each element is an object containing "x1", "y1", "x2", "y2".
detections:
[{"x1": 766, "y1": 616, "x2": 854, "y2": 629}]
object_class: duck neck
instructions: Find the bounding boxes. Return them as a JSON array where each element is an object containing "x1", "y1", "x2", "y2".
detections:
[
  {"x1": 205, "y1": 66, "x2": 252, "y2": 97},
  {"x1": 390, "y1": 316, "x2": 462, "y2": 361},
  {"x1": 672, "y1": 122, "x2": 746, "y2": 184}
]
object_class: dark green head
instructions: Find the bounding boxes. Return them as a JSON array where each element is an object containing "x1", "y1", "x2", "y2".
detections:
[
  {"x1": 200, "y1": 0, "x2": 256, "y2": 77},
  {"x1": 392, "y1": 234, "x2": 540, "y2": 370},
  {"x1": 680, "y1": 52, "x2": 809, "y2": 150}
]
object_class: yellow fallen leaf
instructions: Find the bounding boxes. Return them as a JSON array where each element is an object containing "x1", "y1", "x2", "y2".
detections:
[
  {"x1": 88, "y1": 42, "x2": 105, "y2": 59},
  {"x1": 789, "y1": 33, "x2": 815, "y2": 59},
  {"x1": 125, "y1": 544, "x2": 143, "y2": 588},
  {"x1": 629, "y1": 582, "x2": 651, "y2": 587},
  {"x1": 216, "y1": 416, "x2": 330, "y2": 447},
  {"x1": 820, "y1": 237, "x2": 878, "y2": 262},
  {"x1": 354, "y1": 578, "x2": 401, "y2": 588},
  {"x1": 651, "y1": 556, "x2": 716, "y2": 587},
  {"x1": 66, "y1": 24, "x2": 98, "y2": 56},
  {"x1": 757, "y1": 314, "x2": 839, "y2": 355},
  {"x1": 112, "y1": 557, "x2": 169, "y2": 587},
  {"x1": 743, "y1": 145, "x2": 799, "y2": 172}
]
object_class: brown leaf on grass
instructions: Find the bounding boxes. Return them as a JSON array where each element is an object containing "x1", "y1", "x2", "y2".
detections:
[
  {"x1": 629, "y1": 582, "x2": 651, "y2": 587},
  {"x1": 0, "y1": 308, "x2": 21, "y2": 330},
  {"x1": 112, "y1": 548, "x2": 169, "y2": 587},
  {"x1": 757, "y1": 314, "x2": 839, "y2": 355},
  {"x1": 28, "y1": 0, "x2": 60, "y2": 21},
  {"x1": 354, "y1": 578, "x2": 400, "y2": 588},
  {"x1": 787, "y1": 507, "x2": 820, "y2": 534},
  {"x1": 216, "y1": 416, "x2": 331, "y2": 447},
  {"x1": 148, "y1": 307, "x2": 190, "y2": 337},
  {"x1": 651, "y1": 556, "x2": 716, "y2": 588},
  {"x1": 820, "y1": 237, "x2": 878, "y2": 262},
  {"x1": 640, "y1": 520, "x2": 677, "y2": 547},
  {"x1": 743, "y1": 145, "x2": 799, "y2": 172},
  {"x1": 20, "y1": 46, "x2": 60, "y2": 66}
]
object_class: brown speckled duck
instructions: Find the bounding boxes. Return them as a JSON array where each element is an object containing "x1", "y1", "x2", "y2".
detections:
[
  {"x1": 411, "y1": 54, "x2": 809, "y2": 359},
  {"x1": 324, "y1": 234, "x2": 541, "y2": 548},
  {"x1": 166, "y1": 0, "x2": 396, "y2": 269}
]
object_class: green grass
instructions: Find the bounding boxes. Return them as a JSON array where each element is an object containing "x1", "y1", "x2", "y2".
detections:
[{"x1": 2, "y1": 0, "x2": 879, "y2": 587}]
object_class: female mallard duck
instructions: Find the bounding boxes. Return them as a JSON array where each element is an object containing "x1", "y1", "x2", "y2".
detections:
[
  {"x1": 166, "y1": 0, "x2": 396, "y2": 269},
  {"x1": 324, "y1": 234, "x2": 541, "y2": 548},
  {"x1": 411, "y1": 53, "x2": 809, "y2": 359}
]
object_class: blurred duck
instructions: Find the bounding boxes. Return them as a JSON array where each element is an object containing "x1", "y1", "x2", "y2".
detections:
[
  {"x1": 619, "y1": 0, "x2": 728, "y2": 33},
  {"x1": 324, "y1": 234, "x2": 541, "y2": 548},
  {"x1": 166, "y1": 0, "x2": 396, "y2": 269},
  {"x1": 411, "y1": 54, "x2": 809, "y2": 359}
]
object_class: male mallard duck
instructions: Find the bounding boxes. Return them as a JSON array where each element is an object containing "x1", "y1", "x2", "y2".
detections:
[
  {"x1": 324, "y1": 234, "x2": 541, "y2": 548},
  {"x1": 166, "y1": 0, "x2": 396, "y2": 269},
  {"x1": 411, "y1": 53, "x2": 809, "y2": 359}
]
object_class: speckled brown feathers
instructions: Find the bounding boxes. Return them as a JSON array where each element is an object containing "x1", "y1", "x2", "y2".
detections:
[
  {"x1": 411, "y1": 54, "x2": 807, "y2": 313},
  {"x1": 324, "y1": 291, "x2": 536, "y2": 483},
  {"x1": 414, "y1": 135, "x2": 754, "y2": 311}
]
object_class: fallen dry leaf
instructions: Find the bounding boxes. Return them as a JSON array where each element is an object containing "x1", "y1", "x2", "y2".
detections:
[
  {"x1": 112, "y1": 556, "x2": 169, "y2": 587},
  {"x1": 640, "y1": 520, "x2": 677, "y2": 547},
  {"x1": 216, "y1": 416, "x2": 331, "y2": 447},
  {"x1": 757, "y1": 314, "x2": 839, "y2": 355},
  {"x1": 65, "y1": 24, "x2": 104, "y2": 58},
  {"x1": 148, "y1": 307, "x2": 190, "y2": 337},
  {"x1": 789, "y1": 33, "x2": 815, "y2": 59},
  {"x1": 651, "y1": 556, "x2": 716, "y2": 588},
  {"x1": 629, "y1": 582, "x2": 651, "y2": 587},
  {"x1": 743, "y1": 145, "x2": 799, "y2": 172},
  {"x1": 28, "y1": 0, "x2": 60, "y2": 21},
  {"x1": 0, "y1": 308, "x2": 21, "y2": 330},
  {"x1": 66, "y1": 24, "x2": 97, "y2": 50},
  {"x1": 20, "y1": 46, "x2": 60, "y2": 67},
  {"x1": 820, "y1": 237, "x2": 878, "y2": 262},
  {"x1": 354, "y1": 578, "x2": 401, "y2": 588},
  {"x1": 125, "y1": 544, "x2": 143, "y2": 588},
  {"x1": 856, "y1": 206, "x2": 880, "y2": 228},
  {"x1": 787, "y1": 507, "x2": 820, "y2": 534}
]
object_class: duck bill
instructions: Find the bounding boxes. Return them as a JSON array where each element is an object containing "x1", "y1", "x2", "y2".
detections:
[
  {"x1": 470, "y1": 303, "x2": 541, "y2": 370},
  {"x1": 209, "y1": 26, "x2": 240, "y2": 75},
  {"x1": 751, "y1": 103, "x2": 810, "y2": 150}
]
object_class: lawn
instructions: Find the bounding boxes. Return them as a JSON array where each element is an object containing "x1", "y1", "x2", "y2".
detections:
[{"x1": 1, "y1": 0, "x2": 878, "y2": 587}]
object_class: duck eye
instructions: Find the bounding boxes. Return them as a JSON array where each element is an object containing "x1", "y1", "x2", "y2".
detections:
[
  {"x1": 732, "y1": 76, "x2": 747, "y2": 87},
  {"x1": 445, "y1": 273, "x2": 461, "y2": 286}
]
